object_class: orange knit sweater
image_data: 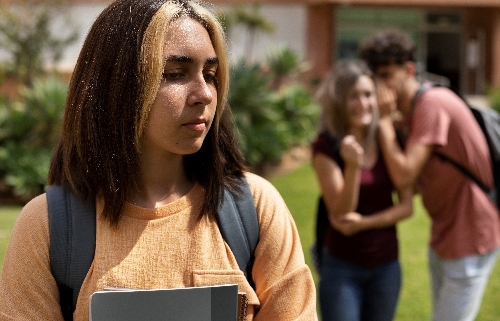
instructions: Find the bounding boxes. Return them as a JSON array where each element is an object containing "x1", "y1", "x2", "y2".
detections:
[{"x1": 0, "y1": 172, "x2": 317, "y2": 320}]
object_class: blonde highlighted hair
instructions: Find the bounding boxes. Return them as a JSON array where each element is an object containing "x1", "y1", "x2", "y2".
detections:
[{"x1": 49, "y1": 0, "x2": 245, "y2": 226}]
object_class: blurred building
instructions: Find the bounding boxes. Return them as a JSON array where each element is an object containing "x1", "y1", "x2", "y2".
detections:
[
  {"x1": 213, "y1": 0, "x2": 500, "y2": 95},
  {"x1": 6, "y1": 0, "x2": 499, "y2": 95}
]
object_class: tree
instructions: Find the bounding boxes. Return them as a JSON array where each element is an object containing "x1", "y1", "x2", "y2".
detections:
[
  {"x1": 266, "y1": 46, "x2": 310, "y2": 90},
  {"x1": 0, "y1": 0, "x2": 78, "y2": 86},
  {"x1": 230, "y1": 5, "x2": 275, "y2": 63}
]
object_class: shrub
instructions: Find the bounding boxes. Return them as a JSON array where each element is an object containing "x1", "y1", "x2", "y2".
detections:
[
  {"x1": 0, "y1": 51, "x2": 320, "y2": 199},
  {"x1": 228, "y1": 60, "x2": 319, "y2": 172},
  {"x1": 0, "y1": 77, "x2": 66, "y2": 199},
  {"x1": 0, "y1": 0, "x2": 78, "y2": 86}
]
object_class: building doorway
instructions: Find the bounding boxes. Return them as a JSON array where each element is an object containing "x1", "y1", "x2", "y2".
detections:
[
  {"x1": 425, "y1": 32, "x2": 461, "y2": 93},
  {"x1": 424, "y1": 12, "x2": 463, "y2": 94}
]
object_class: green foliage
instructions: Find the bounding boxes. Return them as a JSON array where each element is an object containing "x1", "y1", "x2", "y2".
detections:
[
  {"x1": 0, "y1": 78, "x2": 67, "y2": 198},
  {"x1": 273, "y1": 84, "x2": 319, "y2": 146},
  {"x1": 229, "y1": 60, "x2": 319, "y2": 171},
  {"x1": 487, "y1": 87, "x2": 500, "y2": 112},
  {"x1": 232, "y1": 5, "x2": 275, "y2": 34},
  {"x1": 229, "y1": 61, "x2": 278, "y2": 166},
  {"x1": 267, "y1": 47, "x2": 304, "y2": 86}
]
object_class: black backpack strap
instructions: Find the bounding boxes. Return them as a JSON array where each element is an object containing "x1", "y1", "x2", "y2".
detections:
[
  {"x1": 414, "y1": 84, "x2": 493, "y2": 195},
  {"x1": 217, "y1": 177, "x2": 259, "y2": 289},
  {"x1": 434, "y1": 151, "x2": 490, "y2": 193},
  {"x1": 46, "y1": 185, "x2": 96, "y2": 321}
]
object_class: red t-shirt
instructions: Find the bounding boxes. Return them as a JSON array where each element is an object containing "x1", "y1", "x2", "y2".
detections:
[
  {"x1": 408, "y1": 86, "x2": 500, "y2": 259},
  {"x1": 312, "y1": 134, "x2": 398, "y2": 267}
]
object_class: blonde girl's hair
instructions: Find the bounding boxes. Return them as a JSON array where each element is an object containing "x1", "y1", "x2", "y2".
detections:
[{"x1": 316, "y1": 59, "x2": 379, "y2": 147}]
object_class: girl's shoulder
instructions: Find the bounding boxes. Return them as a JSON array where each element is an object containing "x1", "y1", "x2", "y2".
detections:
[
  {"x1": 312, "y1": 132, "x2": 344, "y2": 168},
  {"x1": 14, "y1": 193, "x2": 50, "y2": 236}
]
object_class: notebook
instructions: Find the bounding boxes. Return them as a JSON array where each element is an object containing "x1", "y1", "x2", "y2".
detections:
[{"x1": 89, "y1": 284, "x2": 242, "y2": 321}]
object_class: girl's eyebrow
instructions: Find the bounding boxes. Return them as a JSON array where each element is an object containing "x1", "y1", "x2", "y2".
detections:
[{"x1": 163, "y1": 55, "x2": 219, "y2": 66}]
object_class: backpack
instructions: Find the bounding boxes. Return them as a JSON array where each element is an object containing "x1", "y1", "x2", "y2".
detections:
[
  {"x1": 46, "y1": 177, "x2": 259, "y2": 321},
  {"x1": 414, "y1": 85, "x2": 500, "y2": 208}
]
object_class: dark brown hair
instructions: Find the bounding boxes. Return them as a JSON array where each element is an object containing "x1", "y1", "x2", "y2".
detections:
[
  {"x1": 48, "y1": 0, "x2": 246, "y2": 226},
  {"x1": 359, "y1": 29, "x2": 416, "y2": 73}
]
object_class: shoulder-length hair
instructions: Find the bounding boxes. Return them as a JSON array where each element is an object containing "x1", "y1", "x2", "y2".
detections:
[
  {"x1": 316, "y1": 59, "x2": 378, "y2": 144},
  {"x1": 48, "y1": 0, "x2": 245, "y2": 226}
]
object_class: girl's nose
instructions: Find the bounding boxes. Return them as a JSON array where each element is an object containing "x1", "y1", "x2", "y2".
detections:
[{"x1": 188, "y1": 74, "x2": 214, "y2": 106}]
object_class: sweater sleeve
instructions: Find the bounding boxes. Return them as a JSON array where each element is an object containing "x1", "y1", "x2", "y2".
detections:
[
  {"x1": 0, "y1": 194, "x2": 64, "y2": 321},
  {"x1": 245, "y1": 172, "x2": 318, "y2": 320}
]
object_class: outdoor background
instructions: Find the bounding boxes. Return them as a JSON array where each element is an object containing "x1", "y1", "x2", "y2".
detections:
[{"x1": 1, "y1": 1, "x2": 500, "y2": 320}]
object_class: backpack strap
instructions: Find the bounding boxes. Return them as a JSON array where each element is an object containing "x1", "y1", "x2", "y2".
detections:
[
  {"x1": 413, "y1": 84, "x2": 493, "y2": 194},
  {"x1": 46, "y1": 185, "x2": 96, "y2": 321},
  {"x1": 47, "y1": 177, "x2": 259, "y2": 320},
  {"x1": 216, "y1": 177, "x2": 259, "y2": 289}
]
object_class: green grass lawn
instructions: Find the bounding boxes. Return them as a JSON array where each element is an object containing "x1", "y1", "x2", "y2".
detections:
[
  {"x1": 0, "y1": 206, "x2": 19, "y2": 265},
  {"x1": 1, "y1": 164, "x2": 500, "y2": 320}
]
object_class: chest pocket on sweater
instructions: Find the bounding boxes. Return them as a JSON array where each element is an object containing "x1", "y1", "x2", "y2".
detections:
[{"x1": 192, "y1": 270, "x2": 259, "y2": 305}]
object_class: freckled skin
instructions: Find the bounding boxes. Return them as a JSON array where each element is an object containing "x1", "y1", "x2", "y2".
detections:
[{"x1": 141, "y1": 17, "x2": 218, "y2": 161}]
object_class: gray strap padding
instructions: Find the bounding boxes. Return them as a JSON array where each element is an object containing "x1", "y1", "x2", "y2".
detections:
[
  {"x1": 47, "y1": 185, "x2": 96, "y2": 309},
  {"x1": 216, "y1": 177, "x2": 259, "y2": 287},
  {"x1": 47, "y1": 176, "x2": 259, "y2": 317}
]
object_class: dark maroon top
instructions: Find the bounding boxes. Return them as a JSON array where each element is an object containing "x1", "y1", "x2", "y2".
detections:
[{"x1": 312, "y1": 133, "x2": 399, "y2": 267}]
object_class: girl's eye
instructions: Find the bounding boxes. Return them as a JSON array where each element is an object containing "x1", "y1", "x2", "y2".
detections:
[
  {"x1": 348, "y1": 93, "x2": 358, "y2": 101},
  {"x1": 204, "y1": 72, "x2": 217, "y2": 84},
  {"x1": 162, "y1": 72, "x2": 184, "y2": 81}
]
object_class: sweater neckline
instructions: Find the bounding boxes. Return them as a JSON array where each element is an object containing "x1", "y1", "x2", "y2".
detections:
[{"x1": 120, "y1": 183, "x2": 203, "y2": 220}]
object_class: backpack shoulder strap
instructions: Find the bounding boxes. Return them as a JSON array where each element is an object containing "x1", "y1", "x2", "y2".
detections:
[
  {"x1": 217, "y1": 177, "x2": 259, "y2": 289},
  {"x1": 47, "y1": 177, "x2": 260, "y2": 319},
  {"x1": 46, "y1": 185, "x2": 96, "y2": 321},
  {"x1": 415, "y1": 84, "x2": 495, "y2": 197}
]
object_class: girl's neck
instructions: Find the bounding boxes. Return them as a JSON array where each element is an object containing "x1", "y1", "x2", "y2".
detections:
[{"x1": 129, "y1": 151, "x2": 193, "y2": 208}]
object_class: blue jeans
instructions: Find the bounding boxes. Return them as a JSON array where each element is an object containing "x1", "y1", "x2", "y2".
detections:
[{"x1": 319, "y1": 250, "x2": 401, "y2": 321}]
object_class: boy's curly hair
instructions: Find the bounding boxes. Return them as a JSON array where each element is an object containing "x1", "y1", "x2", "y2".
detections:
[{"x1": 359, "y1": 29, "x2": 416, "y2": 72}]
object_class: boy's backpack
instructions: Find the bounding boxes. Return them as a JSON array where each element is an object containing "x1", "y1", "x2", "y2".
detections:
[
  {"x1": 415, "y1": 85, "x2": 500, "y2": 208},
  {"x1": 46, "y1": 177, "x2": 259, "y2": 321}
]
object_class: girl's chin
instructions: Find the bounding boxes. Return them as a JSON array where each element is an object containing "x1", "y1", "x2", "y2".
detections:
[{"x1": 351, "y1": 116, "x2": 373, "y2": 127}]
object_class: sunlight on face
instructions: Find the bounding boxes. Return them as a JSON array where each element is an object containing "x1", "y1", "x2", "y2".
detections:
[
  {"x1": 346, "y1": 75, "x2": 377, "y2": 129},
  {"x1": 141, "y1": 17, "x2": 218, "y2": 159}
]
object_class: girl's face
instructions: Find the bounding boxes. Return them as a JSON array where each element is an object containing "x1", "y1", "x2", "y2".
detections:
[
  {"x1": 346, "y1": 75, "x2": 377, "y2": 129},
  {"x1": 141, "y1": 17, "x2": 218, "y2": 159}
]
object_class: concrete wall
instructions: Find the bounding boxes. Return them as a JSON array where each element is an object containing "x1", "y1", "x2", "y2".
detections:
[{"x1": 0, "y1": 3, "x2": 308, "y2": 72}]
